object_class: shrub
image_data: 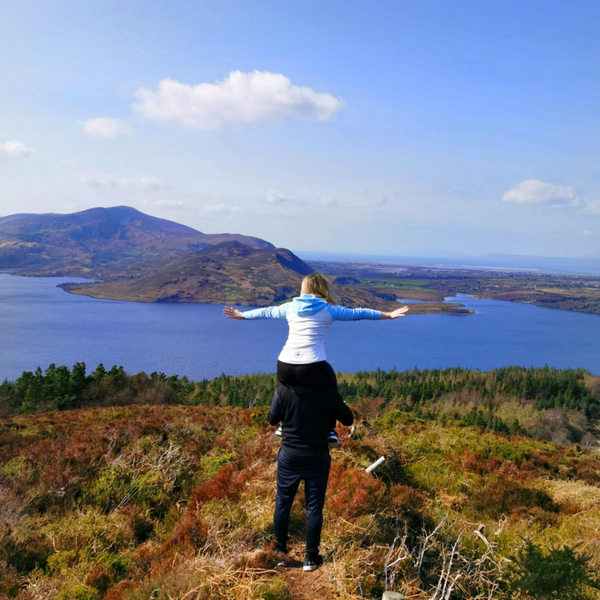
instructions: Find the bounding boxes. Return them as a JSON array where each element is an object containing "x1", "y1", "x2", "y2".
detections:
[
  {"x1": 40, "y1": 510, "x2": 134, "y2": 556},
  {"x1": 83, "y1": 465, "x2": 133, "y2": 512},
  {"x1": 472, "y1": 479, "x2": 558, "y2": 518},
  {"x1": 84, "y1": 564, "x2": 111, "y2": 596},
  {"x1": 46, "y1": 549, "x2": 79, "y2": 575},
  {"x1": 505, "y1": 540, "x2": 600, "y2": 599},
  {"x1": 0, "y1": 525, "x2": 52, "y2": 574},
  {"x1": 326, "y1": 463, "x2": 386, "y2": 519},
  {"x1": 56, "y1": 584, "x2": 100, "y2": 600},
  {"x1": 191, "y1": 464, "x2": 247, "y2": 506}
]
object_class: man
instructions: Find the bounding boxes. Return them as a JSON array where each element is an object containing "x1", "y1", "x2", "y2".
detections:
[{"x1": 268, "y1": 382, "x2": 354, "y2": 571}]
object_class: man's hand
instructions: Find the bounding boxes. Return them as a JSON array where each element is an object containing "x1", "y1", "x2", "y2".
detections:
[
  {"x1": 382, "y1": 305, "x2": 410, "y2": 319},
  {"x1": 223, "y1": 306, "x2": 244, "y2": 319}
]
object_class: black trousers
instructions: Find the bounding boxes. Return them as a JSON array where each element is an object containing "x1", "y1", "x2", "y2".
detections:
[
  {"x1": 277, "y1": 360, "x2": 338, "y2": 389},
  {"x1": 274, "y1": 449, "x2": 331, "y2": 557}
]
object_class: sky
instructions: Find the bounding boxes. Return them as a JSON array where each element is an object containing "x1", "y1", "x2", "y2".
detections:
[{"x1": 1, "y1": 0, "x2": 599, "y2": 259}]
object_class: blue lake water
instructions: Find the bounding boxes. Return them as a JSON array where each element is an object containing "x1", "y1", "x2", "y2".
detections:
[{"x1": 0, "y1": 274, "x2": 599, "y2": 380}]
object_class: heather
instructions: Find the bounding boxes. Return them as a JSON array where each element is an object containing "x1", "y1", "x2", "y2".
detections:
[{"x1": 0, "y1": 369, "x2": 599, "y2": 599}]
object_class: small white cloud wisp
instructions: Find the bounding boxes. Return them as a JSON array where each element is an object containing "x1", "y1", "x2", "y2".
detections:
[
  {"x1": 82, "y1": 118, "x2": 132, "y2": 139},
  {"x1": 0, "y1": 140, "x2": 37, "y2": 158},
  {"x1": 132, "y1": 70, "x2": 344, "y2": 130},
  {"x1": 79, "y1": 172, "x2": 168, "y2": 191}
]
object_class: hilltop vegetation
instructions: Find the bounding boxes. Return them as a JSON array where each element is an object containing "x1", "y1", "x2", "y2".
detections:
[
  {"x1": 2, "y1": 365, "x2": 598, "y2": 447},
  {"x1": 1, "y1": 368, "x2": 599, "y2": 599}
]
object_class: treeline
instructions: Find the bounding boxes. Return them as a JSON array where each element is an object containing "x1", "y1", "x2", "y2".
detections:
[
  {"x1": 1, "y1": 364, "x2": 598, "y2": 444},
  {"x1": 339, "y1": 366, "x2": 598, "y2": 414}
]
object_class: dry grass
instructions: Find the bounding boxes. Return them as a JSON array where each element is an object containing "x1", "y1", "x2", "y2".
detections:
[{"x1": 1, "y1": 404, "x2": 600, "y2": 600}]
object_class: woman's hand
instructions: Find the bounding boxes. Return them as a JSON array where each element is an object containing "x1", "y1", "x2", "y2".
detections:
[
  {"x1": 382, "y1": 305, "x2": 410, "y2": 319},
  {"x1": 223, "y1": 306, "x2": 244, "y2": 319}
]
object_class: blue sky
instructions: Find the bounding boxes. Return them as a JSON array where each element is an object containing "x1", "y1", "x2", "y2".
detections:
[{"x1": 1, "y1": 0, "x2": 599, "y2": 258}]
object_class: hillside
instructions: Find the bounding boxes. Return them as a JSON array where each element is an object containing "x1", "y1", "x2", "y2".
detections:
[
  {"x1": 1, "y1": 366, "x2": 599, "y2": 600},
  {"x1": 59, "y1": 241, "x2": 406, "y2": 309},
  {"x1": 0, "y1": 207, "x2": 273, "y2": 276}
]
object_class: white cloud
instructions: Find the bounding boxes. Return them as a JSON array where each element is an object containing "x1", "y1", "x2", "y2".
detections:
[
  {"x1": 265, "y1": 189, "x2": 294, "y2": 204},
  {"x1": 79, "y1": 172, "x2": 168, "y2": 191},
  {"x1": 132, "y1": 70, "x2": 344, "y2": 130},
  {"x1": 502, "y1": 179, "x2": 579, "y2": 206},
  {"x1": 82, "y1": 118, "x2": 132, "y2": 139},
  {"x1": 204, "y1": 203, "x2": 240, "y2": 214},
  {"x1": 321, "y1": 197, "x2": 338, "y2": 207},
  {"x1": 143, "y1": 199, "x2": 185, "y2": 209},
  {"x1": 139, "y1": 177, "x2": 169, "y2": 191},
  {"x1": 582, "y1": 230, "x2": 592, "y2": 235},
  {"x1": 581, "y1": 200, "x2": 600, "y2": 216},
  {"x1": 0, "y1": 140, "x2": 37, "y2": 158}
]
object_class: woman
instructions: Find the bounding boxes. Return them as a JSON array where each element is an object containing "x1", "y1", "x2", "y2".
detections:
[{"x1": 224, "y1": 273, "x2": 409, "y2": 442}]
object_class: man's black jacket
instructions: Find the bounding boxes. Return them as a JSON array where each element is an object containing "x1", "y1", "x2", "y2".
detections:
[{"x1": 268, "y1": 384, "x2": 354, "y2": 457}]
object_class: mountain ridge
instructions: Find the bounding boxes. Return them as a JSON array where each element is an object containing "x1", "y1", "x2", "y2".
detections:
[{"x1": 0, "y1": 206, "x2": 274, "y2": 276}]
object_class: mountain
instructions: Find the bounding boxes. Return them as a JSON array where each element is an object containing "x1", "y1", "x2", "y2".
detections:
[
  {"x1": 0, "y1": 206, "x2": 274, "y2": 276},
  {"x1": 60, "y1": 240, "x2": 401, "y2": 309}
]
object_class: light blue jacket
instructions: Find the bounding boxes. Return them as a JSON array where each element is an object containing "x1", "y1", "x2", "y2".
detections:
[{"x1": 243, "y1": 294, "x2": 382, "y2": 364}]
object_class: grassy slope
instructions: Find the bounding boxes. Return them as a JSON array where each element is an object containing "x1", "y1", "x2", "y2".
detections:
[{"x1": 1, "y1": 400, "x2": 599, "y2": 600}]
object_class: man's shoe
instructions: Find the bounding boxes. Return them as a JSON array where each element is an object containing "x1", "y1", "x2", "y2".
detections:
[
  {"x1": 275, "y1": 555, "x2": 288, "y2": 568},
  {"x1": 303, "y1": 554, "x2": 324, "y2": 572},
  {"x1": 327, "y1": 430, "x2": 342, "y2": 448},
  {"x1": 274, "y1": 545, "x2": 288, "y2": 567}
]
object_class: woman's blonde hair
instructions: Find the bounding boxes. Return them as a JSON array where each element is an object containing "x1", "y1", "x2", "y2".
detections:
[{"x1": 301, "y1": 273, "x2": 335, "y2": 304}]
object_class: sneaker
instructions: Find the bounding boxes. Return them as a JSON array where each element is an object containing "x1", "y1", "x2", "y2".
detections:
[
  {"x1": 275, "y1": 554, "x2": 288, "y2": 568},
  {"x1": 274, "y1": 545, "x2": 288, "y2": 567},
  {"x1": 327, "y1": 429, "x2": 341, "y2": 448},
  {"x1": 275, "y1": 425, "x2": 283, "y2": 437},
  {"x1": 303, "y1": 554, "x2": 324, "y2": 572}
]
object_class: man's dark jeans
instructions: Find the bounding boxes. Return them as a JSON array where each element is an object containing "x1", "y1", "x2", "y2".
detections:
[{"x1": 274, "y1": 448, "x2": 331, "y2": 556}]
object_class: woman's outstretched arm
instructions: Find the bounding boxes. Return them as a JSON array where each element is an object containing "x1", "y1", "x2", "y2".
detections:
[
  {"x1": 381, "y1": 306, "x2": 410, "y2": 319},
  {"x1": 223, "y1": 304, "x2": 290, "y2": 320},
  {"x1": 328, "y1": 304, "x2": 409, "y2": 321}
]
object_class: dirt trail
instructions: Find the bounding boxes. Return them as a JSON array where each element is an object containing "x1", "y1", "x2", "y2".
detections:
[
  {"x1": 284, "y1": 566, "x2": 333, "y2": 600},
  {"x1": 280, "y1": 543, "x2": 337, "y2": 600}
]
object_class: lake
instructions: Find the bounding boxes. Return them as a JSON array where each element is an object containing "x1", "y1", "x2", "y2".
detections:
[{"x1": 1, "y1": 274, "x2": 599, "y2": 381}]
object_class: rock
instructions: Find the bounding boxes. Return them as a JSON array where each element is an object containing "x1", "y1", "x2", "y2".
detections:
[{"x1": 382, "y1": 592, "x2": 405, "y2": 600}]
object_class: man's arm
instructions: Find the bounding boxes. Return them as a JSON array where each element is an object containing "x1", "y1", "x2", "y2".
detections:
[
  {"x1": 332, "y1": 389, "x2": 354, "y2": 426},
  {"x1": 268, "y1": 387, "x2": 285, "y2": 426}
]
